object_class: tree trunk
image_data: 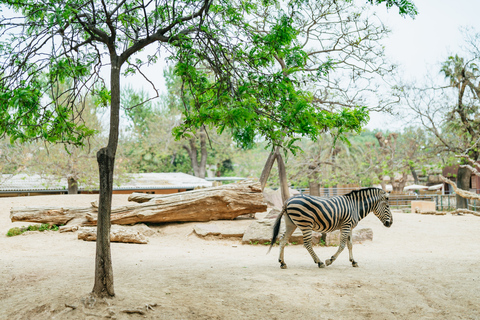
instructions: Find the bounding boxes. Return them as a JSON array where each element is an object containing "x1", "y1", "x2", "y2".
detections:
[
  {"x1": 259, "y1": 150, "x2": 277, "y2": 191},
  {"x1": 410, "y1": 165, "x2": 419, "y2": 185},
  {"x1": 183, "y1": 127, "x2": 207, "y2": 179},
  {"x1": 68, "y1": 176, "x2": 78, "y2": 194},
  {"x1": 198, "y1": 127, "x2": 207, "y2": 179},
  {"x1": 92, "y1": 60, "x2": 121, "y2": 298},
  {"x1": 309, "y1": 181, "x2": 320, "y2": 196},
  {"x1": 184, "y1": 138, "x2": 200, "y2": 177},
  {"x1": 275, "y1": 149, "x2": 290, "y2": 203},
  {"x1": 456, "y1": 166, "x2": 472, "y2": 209}
]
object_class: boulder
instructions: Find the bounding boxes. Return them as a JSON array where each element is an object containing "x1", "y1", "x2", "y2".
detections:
[
  {"x1": 263, "y1": 188, "x2": 300, "y2": 209},
  {"x1": 193, "y1": 224, "x2": 245, "y2": 238},
  {"x1": 78, "y1": 226, "x2": 148, "y2": 244}
]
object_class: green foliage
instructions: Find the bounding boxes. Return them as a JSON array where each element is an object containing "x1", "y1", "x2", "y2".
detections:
[
  {"x1": 6, "y1": 224, "x2": 59, "y2": 237},
  {"x1": 367, "y1": 0, "x2": 418, "y2": 17}
]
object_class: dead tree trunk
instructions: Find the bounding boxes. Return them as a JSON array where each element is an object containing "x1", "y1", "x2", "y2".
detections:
[
  {"x1": 275, "y1": 149, "x2": 290, "y2": 203},
  {"x1": 259, "y1": 147, "x2": 290, "y2": 204},
  {"x1": 259, "y1": 150, "x2": 277, "y2": 191}
]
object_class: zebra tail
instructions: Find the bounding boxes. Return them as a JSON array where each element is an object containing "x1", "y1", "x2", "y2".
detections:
[{"x1": 267, "y1": 205, "x2": 286, "y2": 254}]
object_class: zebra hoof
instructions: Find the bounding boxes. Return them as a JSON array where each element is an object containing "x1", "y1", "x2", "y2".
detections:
[
  {"x1": 280, "y1": 263, "x2": 287, "y2": 269},
  {"x1": 318, "y1": 262, "x2": 325, "y2": 268},
  {"x1": 325, "y1": 259, "x2": 333, "y2": 266},
  {"x1": 352, "y1": 261, "x2": 359, "y2": 267}
]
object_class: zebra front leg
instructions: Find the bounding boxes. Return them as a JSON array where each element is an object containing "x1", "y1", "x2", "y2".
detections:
[
  {"x1": 325, "y1": 228, "x2": 350, "y2": 266},
  {"x1": 278, "y1": 215, "x2": 297, "y2": 269},
  {"x1": 347, "y1": 231, "x2": 358, "y2": 267},
  {"x1": 302, "y1": 230, "x2": 325, "y2": 268}
]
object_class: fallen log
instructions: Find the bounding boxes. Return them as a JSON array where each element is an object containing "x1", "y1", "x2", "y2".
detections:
[
  {"x1": 78, "y1": 227, "x2": 148, "y2": 244},
  {"x1": 10, "y1": 206, "x2": 91, "y2": 225},
  {"x1": 10, "y1": 181, "x2": 267, "y2": 225},
  {"x1": 127, "y1": 179, "x2": 261, "y2": 203},
  {"x1": 85, "y1": 181, "x2": 266, "y2": 225}
]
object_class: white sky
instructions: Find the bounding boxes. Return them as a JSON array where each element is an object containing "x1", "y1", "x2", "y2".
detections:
[{"x1": 366, "y1": 0, "x2": 480, "y2": 130}]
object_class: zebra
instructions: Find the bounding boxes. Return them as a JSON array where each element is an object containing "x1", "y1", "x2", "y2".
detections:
[{"x1": 268, "y1": 187, "x2": 392, "y2": 269}]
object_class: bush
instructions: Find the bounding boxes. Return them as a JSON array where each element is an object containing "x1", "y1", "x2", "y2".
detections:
[{"x1": 6, "y1": 224, "x2": 59, "y2": 237}]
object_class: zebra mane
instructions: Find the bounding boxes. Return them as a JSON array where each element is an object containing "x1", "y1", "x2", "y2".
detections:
[{"x1": 343, "y1": 187, "x2": 384, "y2": 197}]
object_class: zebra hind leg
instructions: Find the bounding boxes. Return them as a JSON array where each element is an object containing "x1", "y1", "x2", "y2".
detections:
[
  {"x1": 347, "y1": 231, "x2": 358, "y2": 267},
  {"x1": 302, "y1": 229, "x2": 325, "y2": 268},
  {"x1": 278, "y1": 214, "x2": 297, "y2": 269}
]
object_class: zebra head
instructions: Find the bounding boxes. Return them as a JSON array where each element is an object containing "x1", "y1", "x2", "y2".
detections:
[{"x1": 373, "y1": 190, "x2": 392, "y2": 228}]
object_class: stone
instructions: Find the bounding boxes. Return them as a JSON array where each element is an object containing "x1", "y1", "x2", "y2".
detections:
[
  {"x1": 262, "y1": 188, "x2": 301, "y2": 209},
  {"x1": 78, "y1": 226, "x2": 148, "y2": 244},
  {"x1": 193, "y1": 223, "x2": 245, "y2": 238},
  {"x1": 194, "y1": 224, "x2": 221, "y2": 237}
]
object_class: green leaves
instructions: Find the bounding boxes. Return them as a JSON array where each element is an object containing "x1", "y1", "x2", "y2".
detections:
[
  {"x1": 367, "y1": 0, "x2": 418, "y2": 18},
  {"x1": 0, "y1": 81, "x2": 95, "y2": 145}
]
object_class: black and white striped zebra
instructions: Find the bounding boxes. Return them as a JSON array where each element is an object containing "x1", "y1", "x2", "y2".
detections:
[{"x1": 269, "y1": 187, "x2": 392, "y2": 269}]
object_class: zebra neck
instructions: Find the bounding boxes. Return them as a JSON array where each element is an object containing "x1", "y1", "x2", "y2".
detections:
[{"x1": 357, "y1": 197, "x2": 376, "y2": 220}]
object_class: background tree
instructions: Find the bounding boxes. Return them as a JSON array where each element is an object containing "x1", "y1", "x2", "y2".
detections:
[
  {"x1": 175, "y1": 0, "x2": 416, "y2": 203},
  {"x1": 399, "y1": 28, "x2": 480, "y2": 208}
]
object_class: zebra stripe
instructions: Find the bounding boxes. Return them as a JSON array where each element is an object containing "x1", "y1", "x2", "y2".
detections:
[{"x1": 269, "y1": 187, "x2": 392, "y2": 269}]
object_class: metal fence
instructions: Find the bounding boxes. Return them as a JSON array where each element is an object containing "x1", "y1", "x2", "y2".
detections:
[{"x1": 300, "y1": 187, "x2": 459, "y2": 212}]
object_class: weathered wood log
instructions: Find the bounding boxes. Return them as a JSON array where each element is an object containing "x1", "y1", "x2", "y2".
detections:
[
  {"x1": 10, "y1": 181, "x2": 267, "y2": 225},
  {"x1": 127, "y1": 179, "x2": 262, "y2": 203},
  {"x1": 85, "y1": 181, "x2": 266, "y2": 225},
  {"x1": 78, "y1": 227, "x2": 148, "y2": 244},
  {"x1": 10, "y1": 206, "x2": 91, "y2": 225}
]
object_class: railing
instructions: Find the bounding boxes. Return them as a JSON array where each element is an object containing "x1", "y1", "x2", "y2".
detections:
[{"x1": 299, "y1": 187, "x2": 458, "y2": 212}]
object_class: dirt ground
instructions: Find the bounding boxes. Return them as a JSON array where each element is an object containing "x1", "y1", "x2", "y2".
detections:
[{"x1": 0, "y1": 194, "x2": 479, "y2": 320}]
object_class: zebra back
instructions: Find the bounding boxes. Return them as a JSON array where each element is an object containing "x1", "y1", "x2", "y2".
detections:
[{"x1": 286, "y1": 187, "x2": 390, "y2": 233}]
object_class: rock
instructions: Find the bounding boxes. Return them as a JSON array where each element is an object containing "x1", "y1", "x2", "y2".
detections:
[
  {"x1": 262, "y1": 188, "x2": 300, "y2": 209},
  {"x1": 194, "y1": 223, "x2": 245, "y2": 238},
  {"x1": 264, "y1": 208, "x2": 281, "y2": 219},
  {"x1": 78, "y1": 226, "x2": 148, "y2": 244},
  {"x1": 131, "y1": 223, "x2": 156, "y2": 237},
  {"x1": 194, "y1": 224, "x2": 221, "y2": 236},
  {"x1": 324, "y1": 228, "x2": 373, "y2": 246}
]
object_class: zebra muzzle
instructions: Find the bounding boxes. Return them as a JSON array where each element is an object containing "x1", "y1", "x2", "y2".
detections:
[{"x1": 384, "y1": 220, "x2": 392, "y2": 227}]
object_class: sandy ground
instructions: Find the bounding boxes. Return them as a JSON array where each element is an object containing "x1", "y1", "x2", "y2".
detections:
[{"x1": 0, "y1": 194, "x2": 479, "y2": 320}]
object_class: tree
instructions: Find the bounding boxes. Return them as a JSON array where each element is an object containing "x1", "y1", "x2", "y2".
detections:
[
  {"x1": 399, "y1": 29, "x2": 480, "y2": 208},
  {"x1": 174, "y1": 0, "x2": 409, "y2": 202},
  {"x1": 0, "y1": 0, "x2": 278, "y2": 298}
]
